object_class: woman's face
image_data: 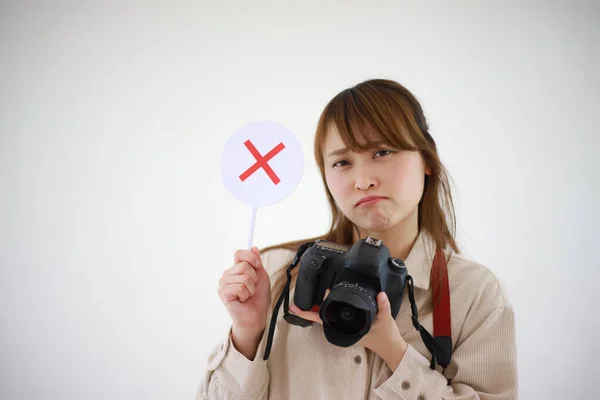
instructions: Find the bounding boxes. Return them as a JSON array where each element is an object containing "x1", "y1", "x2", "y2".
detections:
[{"x1": 322, "y1": 125, "x2": 429, "y2": 234}]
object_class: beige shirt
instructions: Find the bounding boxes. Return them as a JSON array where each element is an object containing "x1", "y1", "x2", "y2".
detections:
[{"x1": 198, "y1": 231, "x2": 518, "y2": 399}]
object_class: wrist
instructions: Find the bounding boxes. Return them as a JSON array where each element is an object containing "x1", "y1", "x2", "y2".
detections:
[
  {"x1": 231, "y1": 325, "x2": 264, "y2": 360},
  {"x1": 380, "y1": 338, "x2": 408, "y2": 372},
  {"x1": 232, "y1": 324, "x2": 264, "y2": 341}
]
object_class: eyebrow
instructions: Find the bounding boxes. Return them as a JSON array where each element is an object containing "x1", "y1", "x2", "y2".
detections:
[
  {"x1": 327, "y1": 147, "x2": 349, "y2": 158},
  {"x1": 326, "y1": 141, "x2": 388, "y2": 158}
]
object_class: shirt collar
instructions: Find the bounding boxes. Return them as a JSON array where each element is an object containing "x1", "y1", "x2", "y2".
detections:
[{"x1": 403, "y1": 229, "x2": 438, "y2": 290}]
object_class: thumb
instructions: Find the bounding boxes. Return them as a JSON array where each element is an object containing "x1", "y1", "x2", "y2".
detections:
[
  {"x1": 251, "y1": 247, "x2": 262, "y2": 264},
  {"x1": 251, "y1": 246, "x2": 267, "y2": 274},
  {"x1": 377, "y1": 291, "x2": 391, "y2": 315}
]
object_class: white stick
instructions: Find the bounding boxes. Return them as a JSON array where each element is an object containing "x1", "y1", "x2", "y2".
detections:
[{"x1": 247, "y1": 206, "x2": 258, "y2": 250}]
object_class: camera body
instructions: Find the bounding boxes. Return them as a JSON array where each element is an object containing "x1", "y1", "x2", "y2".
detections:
[{"x1": 293, "y1": 236, "x2": 408, "y2": 347}]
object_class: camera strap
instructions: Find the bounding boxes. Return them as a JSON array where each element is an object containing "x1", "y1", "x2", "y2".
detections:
[
  {"x1": 407, "y1": 248, "x2": 452, "y2": 370},
  {"x1": 262, "y1": 244, "x2": 453, "y2": 371},
  {"x1": 263, "y1": 242, "x2": 315, "y2": 360}
]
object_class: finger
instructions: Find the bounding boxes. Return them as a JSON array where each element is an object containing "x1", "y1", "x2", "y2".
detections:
[
  {"x1": 227, "y1": 261, "x2": 258, "y2": 284},
  {"x1": 251, "y1": 246, "x2": 261, "y2": 258},
  {"x1": 289, "y1": 304, "x2": 323, "y2": 324},
  {"x1": 251, "y1": 247, "x2": 265, "y2": 271},
  {"x1": 377, "y1": 292, "x2": 391, "y2": 315},
  {"x1": 219, "y1": 274, "x2": 256, "y2": 297},
  {"x1": 220, "y1": 283, "x2": 251, "y2": 303},
  {"x1": 234, "y1": 248, "x2": 263, "y2": 270},
  {"x1": 222, "y1": 274, "x2": 257, "y2": 296}
]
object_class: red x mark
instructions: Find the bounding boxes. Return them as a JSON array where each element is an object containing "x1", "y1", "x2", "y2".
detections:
[{"x1": 239, "y1": 140, "x2": 286, "y2": 185}]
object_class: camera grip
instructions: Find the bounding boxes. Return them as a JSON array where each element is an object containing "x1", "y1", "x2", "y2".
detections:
[
  {"x1": 294, "y1": 256, "x2": 325, "y2": 311},
  {"x1": 385, "y1": 258, "x2": 408, "y2": 319}
]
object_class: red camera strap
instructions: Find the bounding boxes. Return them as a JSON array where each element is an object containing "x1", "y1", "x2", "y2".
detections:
[{"x1": 430, "y1": 248, "x2": 452, "y2": 367}]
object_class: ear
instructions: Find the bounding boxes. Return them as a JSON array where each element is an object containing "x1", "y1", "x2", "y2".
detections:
[{"x1": 421, "y1": 154, "x2": 432, "y2": 176}]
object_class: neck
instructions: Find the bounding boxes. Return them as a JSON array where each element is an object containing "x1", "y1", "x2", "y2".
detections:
[{"x1": 355, "y1": 212, "x2": 420, "y2": 261}]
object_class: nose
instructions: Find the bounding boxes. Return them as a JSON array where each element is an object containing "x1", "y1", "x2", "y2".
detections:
[{"x1": 354, "y1": 167, "x2": 378, "y2": 191}]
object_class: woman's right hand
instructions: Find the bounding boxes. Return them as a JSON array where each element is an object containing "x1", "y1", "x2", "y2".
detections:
[{"x1": 218, "y1": 246, "x2": 272, "y2": 351}]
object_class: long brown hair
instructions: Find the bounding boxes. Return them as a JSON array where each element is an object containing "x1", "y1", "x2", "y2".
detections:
[{"x1": 262, "y1": 78, "x2": 459, "y2": 305}]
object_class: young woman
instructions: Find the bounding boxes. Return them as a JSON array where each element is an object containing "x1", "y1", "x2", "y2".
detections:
[{"x1": 199, "y1": 79, "x2": 518, "y2": 399}]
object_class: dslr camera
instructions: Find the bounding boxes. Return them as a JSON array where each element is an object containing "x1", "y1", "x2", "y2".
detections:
[{"x1": 293, "y1": 236, "x2": 408, "y2": 347}]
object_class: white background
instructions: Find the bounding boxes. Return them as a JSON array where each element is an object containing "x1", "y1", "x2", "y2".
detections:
[{"x1": 1, "y1": 1, "x2": 598, "y2": 399}]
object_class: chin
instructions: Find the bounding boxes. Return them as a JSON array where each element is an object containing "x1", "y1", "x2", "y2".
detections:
[{"x1": 357, "y1": 213, "x2": 393, "y2": 234}]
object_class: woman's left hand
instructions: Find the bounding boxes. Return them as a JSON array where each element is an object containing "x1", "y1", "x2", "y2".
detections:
[{"x1": 288, "y1": 291, "x2": 408, "y2": 371}]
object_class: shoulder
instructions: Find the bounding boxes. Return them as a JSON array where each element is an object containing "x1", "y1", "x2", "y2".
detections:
[
  {"x1": 445, "y1": 250, "x2": 512, "y2": 312},
  {"x1": 259, "y1": 247, "x2": 296, "y2": 276}
]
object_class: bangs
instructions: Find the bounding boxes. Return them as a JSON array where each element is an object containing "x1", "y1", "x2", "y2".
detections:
[{"x1": 319, "y1": 86, "x2": 421, "y2": 153}]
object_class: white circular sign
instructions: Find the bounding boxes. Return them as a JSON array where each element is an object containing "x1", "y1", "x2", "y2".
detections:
[{"x1": 220, "y1": 121, "x2": 304, "y2": 207}]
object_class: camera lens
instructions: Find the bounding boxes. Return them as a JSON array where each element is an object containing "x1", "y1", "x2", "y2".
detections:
[
  {"x1": 324, "y1": 301, "x2": 367, "y2": 335},
  {"x1": 340, "y1": 307, "x2": 354, "y2": 321},
  {"x1": 319, "y1": 281, "x2": 379, "y2": 347}
]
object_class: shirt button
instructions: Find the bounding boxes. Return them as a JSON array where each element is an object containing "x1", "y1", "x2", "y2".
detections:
[
  {"x1": 417, "y1": 395, "x2": 425, "y2": 400},
  {"x1": 401, "y1": 381, "x2": 410, "y2": 390},
  {"x1": 354, "y1": 355, "x2": 362, "y2": 364}
]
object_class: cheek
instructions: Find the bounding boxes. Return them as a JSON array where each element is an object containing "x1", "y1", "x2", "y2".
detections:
[
  {"x1": 389, "y1": 164, "x2": 424, "y2": 199},
  {"x1": 325, "y1": 172, "x2": 350, "y2": 201}
]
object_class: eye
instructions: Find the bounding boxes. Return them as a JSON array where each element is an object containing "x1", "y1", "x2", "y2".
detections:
[
  {"x1": 374, "y1": 149, "x2": 394, "y2": 158},
  {"x1": 332, "y1": 160, "x2": 349, "y2": 168}
]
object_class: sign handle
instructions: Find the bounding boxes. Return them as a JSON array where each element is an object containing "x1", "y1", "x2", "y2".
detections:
[{"x1": 247, "y1": 206, "x2": 258, "y2": 250}]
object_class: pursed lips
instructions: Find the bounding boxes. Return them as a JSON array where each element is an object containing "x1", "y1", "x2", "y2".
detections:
[{"x1": 355, "y1": 196, "x2": 387, "y2": 207}]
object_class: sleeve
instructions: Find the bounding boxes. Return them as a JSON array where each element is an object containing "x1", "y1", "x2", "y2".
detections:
[
  {"x1": 196, "y1": 326, "x2": 270, "y2": 400},
  {"x1": 197, "y1": 249, "x2": 288, "y2": 400},
  {"x1": 373, "y1": 306, "x2": 518, "y2": 400}
]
